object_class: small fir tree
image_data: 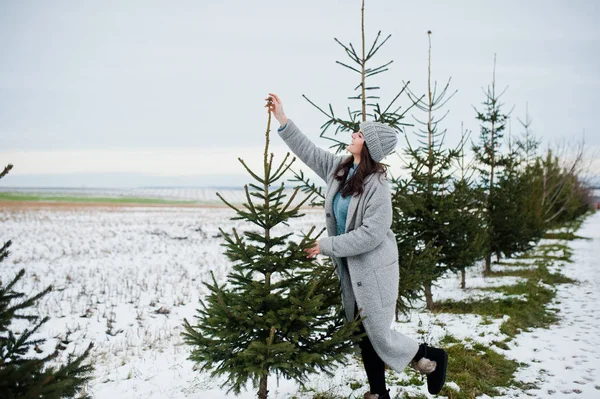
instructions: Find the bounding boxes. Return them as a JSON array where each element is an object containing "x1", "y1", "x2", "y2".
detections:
[
  {"x1": 182, "y1": 101, "x2": 360, "y2": 399},
  {"x1": 0, "y1": 164, "x2": 94, "y2": 399},
  {"x1": 489, "y1": 142, "x2": 538, "y2": 259},
  {"x1": 537, "y1": 146, "x2": 592, "y2": 226},
  {"x1": 489, "y1": 114, "x2": 545, "y2": 260},
  {"x1": 513, "y1": 106, "x2": 546, "y2": 247},
  {"x1": 450, "y1": 126, "x2": 486, "y2": 289}
]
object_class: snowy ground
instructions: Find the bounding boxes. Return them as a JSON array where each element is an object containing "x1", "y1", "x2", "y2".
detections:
[
  {"x1": 501, "y1": 214, "x2": 600, "y2": 398},
  {"x1": 1, "y1": 204, "x2": 599, "y2": 398}
]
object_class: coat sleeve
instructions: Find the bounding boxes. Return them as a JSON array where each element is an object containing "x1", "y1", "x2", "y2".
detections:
[
  {"x1": 319, "y1": 178, "x2": 392, "y2": 258},
  {"x1": 278, "y1": 119, "x2": 343, "y2": 182}
]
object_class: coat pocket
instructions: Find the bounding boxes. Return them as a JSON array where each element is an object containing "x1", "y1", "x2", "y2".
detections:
[{"x1": 374, "y1": 261, "x2": 398, "y2": 308}]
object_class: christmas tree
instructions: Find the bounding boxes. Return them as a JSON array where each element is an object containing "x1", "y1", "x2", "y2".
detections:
[
  {"x1": 472, "y1": 55, "x2": 513, "y2": 273},
  {"x1": 392, "y1": 32, "x2": 484, "y2": 310},
  {"x1": 488, "y1": 120, "x2": 544, "y2": 260},
  {"x1": 182, "y1": 100, "x2": 360, "y2": 399},
  {"x1": 291, "y1": 0, "x2": 422, "y2": 317},
  {"x1": 0, "y1": 164, "x2": 94, "y2": 399},
  {"x1": 449, "y1": 126, "x2": 486, "y2": 289}
]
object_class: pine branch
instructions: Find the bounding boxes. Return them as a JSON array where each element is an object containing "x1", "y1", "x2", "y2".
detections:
[
  {"x1": 335, "y1": 60, "x2": 362, "y2": 74},
  {"x1": 216, "y1": 192, "x2": 240, "y2": 213},
  {"x1": 0, "y1": 164, "x2": 13, "y2": 180},
  {"x1": 269, "y1": 153, "x2": 295, "y2": 183},
  {"x1": 239, "y1": 158, "x2": 265, "y2": 184},
  {"x1": 333, "y1": 38, "x2": 360, "y2": 64},
  {"x1": 280, "y1": 186, "x2": 301, "y2": 215},
  {"x1": 301, "y1": 95, "x2": 356, "y2": 132},
  {"x1": 288, "y1": 169, "x2": 325, "y2": 207},
  {"x1": 366, "y1": 31, "x2": 392, "y2": 60},
  {"x1": 243, "y1": 185, "x2": 260, "y2": 219},
  {"x1": 364, "y1": 60, "x2": 393, "y2": 77},
  {"x1": 0, "y1": 240, "x2": 12, "y2": 264}
]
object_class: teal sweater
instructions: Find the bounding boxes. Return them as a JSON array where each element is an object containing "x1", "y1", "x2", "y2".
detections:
[
  {"x1": 333, "y1": 164, "x2": 357, "y2": 235},
  {"x1": 333, "y1": 163, "x2": 357, "y2": 293}
]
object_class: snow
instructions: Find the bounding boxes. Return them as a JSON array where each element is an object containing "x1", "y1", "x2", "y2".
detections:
[
  {"x1": 1, "y1": 205, "x2": 599, "y2": 398},
  {"x1": 498, "y1": 212, "x2": 600, "y2": 398}
]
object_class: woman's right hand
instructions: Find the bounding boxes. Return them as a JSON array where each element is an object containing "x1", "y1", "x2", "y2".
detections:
[{"x1": 265, "y1": 93, "x2": 288, "y2": 127}]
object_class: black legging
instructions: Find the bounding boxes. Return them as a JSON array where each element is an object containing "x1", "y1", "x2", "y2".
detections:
[{"x1": 354, "y1": 303, "x2": 387, "y2": 396}]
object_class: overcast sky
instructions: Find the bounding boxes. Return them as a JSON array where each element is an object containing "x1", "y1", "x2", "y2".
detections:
[{"x1": 1, "y1": 0, "x2": 599, "y2": 187}]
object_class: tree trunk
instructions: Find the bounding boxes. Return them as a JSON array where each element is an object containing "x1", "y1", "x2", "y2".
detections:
[
  {"x1": 360, "y1": 0, "x2": 366, "y2": 121},
  {"x1": 484, "y1": 253, "x2": 492, "y2": 274},
  {"x1": 461, "y1": 269, "x2": 466, "y2": 289},
  {"x1": 424, "y1": 281, "x2": 434, "y2": 310},
  {"x1": 258, "y1": 374, "x2": 268, "y2": 399}
]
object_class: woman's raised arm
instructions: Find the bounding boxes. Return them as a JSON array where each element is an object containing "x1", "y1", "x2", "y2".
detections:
[{"x1": 266, "y1": 93, "x2": 342, "y2": 182}]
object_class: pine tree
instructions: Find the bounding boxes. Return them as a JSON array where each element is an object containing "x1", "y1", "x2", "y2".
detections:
[
  {"x1": 0, "y1": 164, "x2": 94, "y2": 399},
  {"x1": 474, "y1": 96, "x2": 590, "y2": 264},
  {"x1": 446, "y1": 126, "x2": 486, "y2": 289},
  {"x1": 489, "y1": 141, "x2": 537, "y2": 259},
  {"x1": 291, "y1": 0, "x2": 418, "y2": 208},
  {"x1": 290, "y1": 0, "x2": 422, "y2": 317},
  {"x1": 537, "y1": 146, "x2": 592, "y2": 226},
  {"x1": 472, "y1": 55, "x2": 513, "y2": 273},
  {"x1": 301, "y1": 0, "x2": 416, "y2": 138},
  {"x1": 391, "y1": 32, "x2": 484, "y2": 310},
  {"x1": 489, "y1": 111, "x2": 545, "y2": 260},
  {"x1": 182, "y1": 101, "x2": 360, "y2": 399}
]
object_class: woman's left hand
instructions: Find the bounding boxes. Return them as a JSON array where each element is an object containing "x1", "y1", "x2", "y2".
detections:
[
  {"x1": 265, "y1": 93, "x2": 288, "y2": 126},
  {"x1": 305, "y1": 242, "x2": 320, "y2": 259}
]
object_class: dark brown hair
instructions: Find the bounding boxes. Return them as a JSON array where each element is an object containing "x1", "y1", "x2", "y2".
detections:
[{"x1": 334, "y1": 144, "x2": 387, "y2": 197}]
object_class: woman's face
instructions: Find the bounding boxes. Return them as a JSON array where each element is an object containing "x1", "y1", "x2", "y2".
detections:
[{"x1": 347, "y1": 130, "x2": 365, "y2": 155}]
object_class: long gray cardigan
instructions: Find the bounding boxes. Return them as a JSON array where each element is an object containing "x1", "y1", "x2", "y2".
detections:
[{"x1": 278, "y1": 119, "x2": 419, "y2": 372}]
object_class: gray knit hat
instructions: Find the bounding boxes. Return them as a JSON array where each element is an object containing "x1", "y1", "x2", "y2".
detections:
[{"x1": 359, "y1": 121, "x2": 398, "y2": 163}]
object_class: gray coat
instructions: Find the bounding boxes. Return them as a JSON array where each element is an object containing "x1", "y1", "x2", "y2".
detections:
[{"x1": 278, "y1": 119, "x2": 419, "y2": 372}]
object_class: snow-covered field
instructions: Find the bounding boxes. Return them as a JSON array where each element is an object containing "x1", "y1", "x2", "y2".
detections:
[{"x1": 1, "y1": 205, "x2": 599, "y2": 398}]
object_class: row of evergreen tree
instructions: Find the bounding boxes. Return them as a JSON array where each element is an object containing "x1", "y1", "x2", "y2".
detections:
[
  {"x1": 183, "y1": 3, "x2": 594, "y2": 398},
  {"x1": 293, "y1": 31, "x2": 593, "y2": 317}
]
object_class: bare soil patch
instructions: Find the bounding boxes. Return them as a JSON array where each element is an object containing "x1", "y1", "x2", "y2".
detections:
[{"x1": 0, "y1": 200, "x2": 229, "y2": 212}]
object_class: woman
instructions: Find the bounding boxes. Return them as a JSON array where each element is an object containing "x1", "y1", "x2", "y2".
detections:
[{"x1": 266, "y1": 93, "x2": 448, "y2": 398}]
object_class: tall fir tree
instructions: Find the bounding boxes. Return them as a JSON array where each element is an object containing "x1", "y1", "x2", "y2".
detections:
[
  {"x1": 391, "y1": 31, "x2": 484, "y2": 310},
  {"x1": 472, "y1": 55, "x2": 513, "y2": 273},
  {"x1": 182, "y1": 101, "x2": 360, "y2": 399},
  {"x1": 0, "y1": 164, "x2": 94, "y2": 399},
  {"x1": 289, "y1": 0, "x2": 426, "y2": 317},
  {"x1": 291, "y1": 0, "x2": 418, "y2": 208}
]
